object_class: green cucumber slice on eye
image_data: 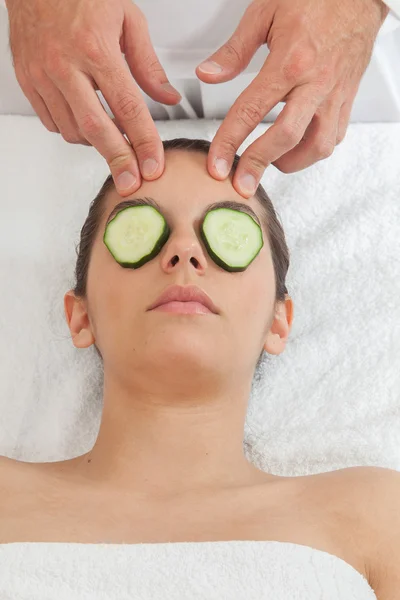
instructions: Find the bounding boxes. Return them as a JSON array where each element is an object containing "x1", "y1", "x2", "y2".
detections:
[
  {"x1": 103, "y1": 205, "x2": 170, "y2": 269},
  {"x1": 200, "y1": 207, "x2": 263, "y2": 272},
  {"x1": 103, "y1": 205, "x2": 263, "y2": 272}
]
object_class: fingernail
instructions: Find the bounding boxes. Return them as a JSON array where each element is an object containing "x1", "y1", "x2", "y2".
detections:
[
  {"x1": 142, "y1": 158, "x2": 159, "y2": 178},
  {"x1": 116, "y1": 171, "x2": 137, "y2": 191},
  {"x1": 214, "y1": 157, "x2": 230, "y2": 178},
  {"x1": 198, "y1": 60, "x2": 223, "y2": 74},
  {"x1": 162, "y1": 82, "x2": 182, "y2": 98},
  {"x1": 238, "y1": 173, "x2": 257, "y2": 196}
]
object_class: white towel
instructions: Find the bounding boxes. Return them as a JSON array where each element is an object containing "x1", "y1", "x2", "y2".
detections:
[
  {"x1": 0, "y1": 540, "x2": 378, "y2": 599},
  {"x1": 0, "y1": 115, "x2": 399, "y2": 477}
]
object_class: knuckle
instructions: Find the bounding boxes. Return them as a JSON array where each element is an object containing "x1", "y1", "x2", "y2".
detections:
[
  {"x1": 278, "y1": 120, "x2": 303, "y2": 146},
  {"x1": 275, "y1": 160, "x2": 295, "y2": 175},
  {"x1": 109, "y1": 153, "x2": 134, "y2": 170},
  {"x1": 115, "y1": 93, "x2": 145, "y2": 123},
  {"x1": 314, "y1": 137, "x2": 335, "y2": 159},
  {"x1": 44, "y1": 60, "x2": 72, "y2": 85},
  {"x1": 246, "y1": 152, "x2": 269, "y2": 173},
  {"x1": 43, "y1": 48, "x2": 62, "y2": 73},
  {"x1": 223, "y1": 37, "x2": 246, "y2": 68},
  {"x1": 141, "y1": 56, "x2": 164, "y2": 78},
  {"x1": 61, "y1": 130, "x2": 83, "y2": 144},
  {"x1": 79, "y1": 35, "x2": 105, "y2": 63},
  {"x1": 39, "y1": 114, "x2": 59, "y2": 133},
  {"x1": 294, "y1": 12, "x2": 309, "y2": 28},
  {"x1": 78, "y1": 112, "x2": 104, "y2": 137},
  {"x1": 283, "y1": 46, "x2": 316, "y2": 83},
  {"x1": 216, "y1": 134, "x2": 239, "y2": 159},
  {"x1": 75, "y1": 134, "x2": 90, "y2": 145},
  {"x1": 235, "y1": 97, "x2": 265, "y2": 129},
  {"x1": 131, "y1": 134, "x2": 157, "y2": 155},
  {"x1": 46, "y1": 123, "x2": 60, "y2": 133}
]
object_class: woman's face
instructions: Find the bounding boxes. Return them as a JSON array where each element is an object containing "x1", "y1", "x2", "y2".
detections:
[{"x1": 69, "y1": 150, "x2": 289, "y2": 384}]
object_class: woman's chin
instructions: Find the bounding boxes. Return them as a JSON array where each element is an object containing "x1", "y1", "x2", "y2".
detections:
[{"x1": 145, "y1": 338, "x2": 219, "y2": 369}]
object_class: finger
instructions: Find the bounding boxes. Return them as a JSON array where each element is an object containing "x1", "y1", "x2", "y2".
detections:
[
  {"x1": 32, "y1": 67, "x2": 91, "y2": 145},
  {"x1": 232, "y1": 85, "x2": 325, "y2": 197},
  {"x1": 56, "y1": 70, "x2": 142, "y2": 196},
  {"x1": 14, "y1": 64, "x2": 59, "y2": 133},
  {"x1": 273, "y1": 93, "x2": 342, "y2": 174},
  {"x1": 207, "y1": 52, "x2": 295, "y2": 181},
  {"x1": 94, "y1": 87, "x2": 126, "y2": 135},
  {"x1": 85, "y1": 48, "x2": 164, "y2": 182},
  {"x1": 122, "y1": 4, "x2": 182, "y2": 105},
  {"x1": 196, "y1": 0, "x2": 272, "y2": 83}
]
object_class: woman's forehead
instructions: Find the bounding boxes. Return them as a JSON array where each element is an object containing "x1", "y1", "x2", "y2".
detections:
[{"x1": 104, "y1": 151, "x2": 262, "y2": 222}]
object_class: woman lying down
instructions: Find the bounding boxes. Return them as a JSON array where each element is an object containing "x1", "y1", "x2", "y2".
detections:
[{"x1": 0, "y1": 138, "x2": 399, "y2": 598}]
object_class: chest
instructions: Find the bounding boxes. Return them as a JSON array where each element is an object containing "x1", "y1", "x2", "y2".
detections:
[{"x1": 0, "y1": 474, "x2": 368, "y2": 582}]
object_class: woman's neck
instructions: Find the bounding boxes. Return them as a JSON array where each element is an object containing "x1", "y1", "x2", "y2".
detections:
[{"x1": 68, "y1": 373, "x2": 273, "y2": 498}]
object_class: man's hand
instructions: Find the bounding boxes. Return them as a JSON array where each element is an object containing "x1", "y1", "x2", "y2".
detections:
[
  {"x1": 5, "y1": 0, "x2": 182, "y2": 196},
  {"x1": 196, "y1": 0, "x2": 389, "y2": 198}
]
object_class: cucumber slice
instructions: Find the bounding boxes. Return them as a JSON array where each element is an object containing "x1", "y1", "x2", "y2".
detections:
[
  {"x1": 103, "y1": 205, "x2": 263, "y2": 272},
  {"x1": 103, "y1": 205, "x2": 170, "y2": 269},
  {"x1": 200, "y1": 207, "x2": 263, "y2": 272}
]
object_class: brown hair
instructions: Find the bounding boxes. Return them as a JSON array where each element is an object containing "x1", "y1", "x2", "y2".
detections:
[{"x1": 73, "y1": 138, "x2": 290, "y2": 309}]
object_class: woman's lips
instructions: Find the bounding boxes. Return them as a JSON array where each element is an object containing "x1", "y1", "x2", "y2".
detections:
[{"x1": 151, "y1": 301, "x2": 213, "y2": 314}]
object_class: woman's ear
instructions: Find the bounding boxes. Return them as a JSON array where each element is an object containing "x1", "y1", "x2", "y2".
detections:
[
  {"x1": 64, "y1": 290, "x2": 95, "y2": 349},
  {"x1": 263, "y1": 296, "x2": 294, "y2": 356}
]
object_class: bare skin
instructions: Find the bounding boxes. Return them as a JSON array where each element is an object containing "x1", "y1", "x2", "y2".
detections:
[
  {"x1": 0, "y1": 150, "x2": 392, "y2": 595},
  {"x1": 0, "y1": 455, "x2": 379, "y2": 592},
  {"x1": 61, "y1": 149, "x2": 294, "y2": 499},
  {"x1": 0, "y1": 458, "x2": 369, "y2": 579}
]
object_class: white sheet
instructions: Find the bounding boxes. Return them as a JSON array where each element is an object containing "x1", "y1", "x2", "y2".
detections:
[
  {"x1": 0, "y1": 116, "x2": 399, "y2": 477},
  {"x1": 0, "y1": 541, "x2": 378, "y2": 600}
]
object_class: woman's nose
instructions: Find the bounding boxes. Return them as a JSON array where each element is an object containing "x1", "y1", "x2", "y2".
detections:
[{"x1": 160, "y1": 233, "x2": 208, "y2": 273}]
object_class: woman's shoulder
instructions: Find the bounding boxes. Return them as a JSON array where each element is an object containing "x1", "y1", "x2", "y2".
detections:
[
  {"x1": 316, "y1": 465, "x2": 400, "y2": 599},
  {"x1": 309, "y1": 464, "x2": 400, "y2": 530}
]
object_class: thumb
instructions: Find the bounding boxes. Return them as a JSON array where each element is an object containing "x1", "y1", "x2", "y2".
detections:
[
  {"x1": 196, "y1": 1, "x2": 273, "y2": 83},
  {"x1": 122, "y1": 5, "x2": 182, "y2": 105}
]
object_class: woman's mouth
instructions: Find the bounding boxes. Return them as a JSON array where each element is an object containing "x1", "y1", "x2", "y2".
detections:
[{"x1": 150, "y1": 301, "x2": 213, "y2": 314}]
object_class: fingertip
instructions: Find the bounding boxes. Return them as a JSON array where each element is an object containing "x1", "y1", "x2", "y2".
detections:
[
  {"x1": 211, "y1": 157, "x2": 231, "y2": 180},
  {"x1": 233, "y1": 172, "x2": 258, "y2": 199},
  {"x1": 161, "y1": 82, "x2": 182, "y2": 100},
  {"x1": 141, "y1": 158, "x2": 161, "y2": 181},
  {"x1": 195, "y1": 69, "x2": 211, "y2": 84},
  {"x1": 114, "y1": 170, "x2": 141, "y2": 197},
  {"x1": 234, "y1": 185, "x2": 254, "y2": 200}
]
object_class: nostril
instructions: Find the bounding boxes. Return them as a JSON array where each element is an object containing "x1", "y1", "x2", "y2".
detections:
[{"x1": 169, "y1": 256, "x2": 201, "y2": 267}]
